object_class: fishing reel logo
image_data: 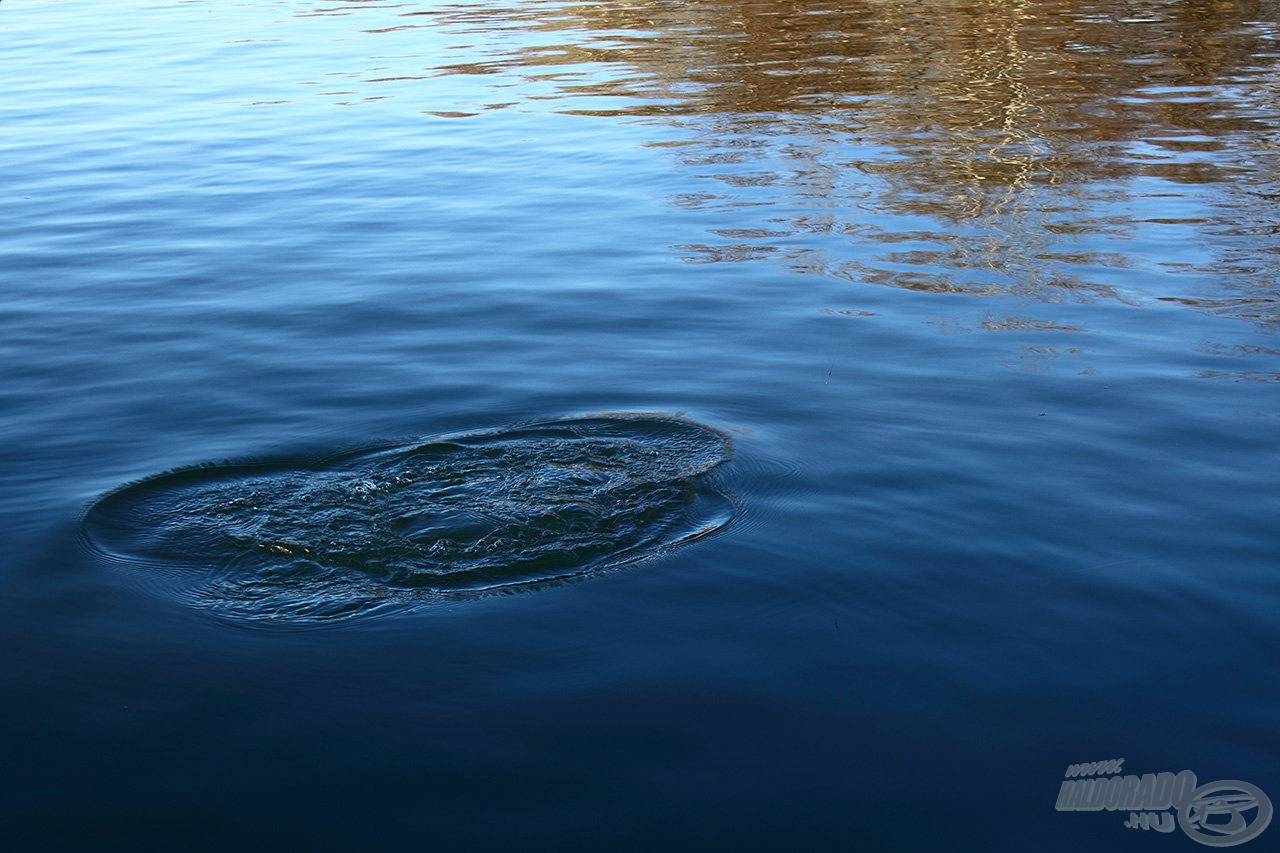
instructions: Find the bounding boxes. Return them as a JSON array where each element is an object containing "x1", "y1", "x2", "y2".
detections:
[
  {"x1": 1180, "y1": 781, "x2": 1272, "y2": 847},
  {"x1": 1056, "y1": 759, "x2": 1272, "y2": 846}
]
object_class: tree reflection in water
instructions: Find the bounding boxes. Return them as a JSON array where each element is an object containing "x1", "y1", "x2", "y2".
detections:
[{"x1": 312, "y1": 0, "x2": 1280, "y2": 324}]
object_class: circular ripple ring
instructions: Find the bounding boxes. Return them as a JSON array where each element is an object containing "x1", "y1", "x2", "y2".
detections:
[{"x1": 81, "y1": 414, "x2": 739, "y2": 627}]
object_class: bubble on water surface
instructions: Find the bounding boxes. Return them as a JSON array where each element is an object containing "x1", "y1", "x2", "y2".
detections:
[{"x1": 81, "y1": 415, "x2": 737, "y2": 627}]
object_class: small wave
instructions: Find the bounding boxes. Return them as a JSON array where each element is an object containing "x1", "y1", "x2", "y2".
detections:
[{"x1": 81, "y1": 414, "x2": 738, "y2": 628}]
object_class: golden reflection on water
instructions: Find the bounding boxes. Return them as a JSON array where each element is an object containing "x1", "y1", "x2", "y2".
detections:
[{"x1": 313, "y1": 0, "x2": 1280, "y2": 323}]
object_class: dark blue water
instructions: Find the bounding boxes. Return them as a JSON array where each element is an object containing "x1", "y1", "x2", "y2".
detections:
[{"x1": 4, "y1": 1, "x2": 1279, "y2": 848}]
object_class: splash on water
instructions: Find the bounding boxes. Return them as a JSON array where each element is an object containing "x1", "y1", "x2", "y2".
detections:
[{"x1": 81, "y1": 415, "x2": 737, "y2": 627}]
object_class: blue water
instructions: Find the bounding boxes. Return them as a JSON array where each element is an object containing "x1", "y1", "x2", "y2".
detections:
[{"x1": 4, "y1": 0, "x2": 1280, "y2": 848}]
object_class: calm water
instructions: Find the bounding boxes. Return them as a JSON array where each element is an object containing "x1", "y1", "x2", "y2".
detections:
[{"x1": 4, "y1": 0, "x2": 1280, "y2": 848}]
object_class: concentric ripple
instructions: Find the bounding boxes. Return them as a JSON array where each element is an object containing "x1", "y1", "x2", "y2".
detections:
[{"x1": 81, "y1": 415, "x2": 737, "y2": 627}]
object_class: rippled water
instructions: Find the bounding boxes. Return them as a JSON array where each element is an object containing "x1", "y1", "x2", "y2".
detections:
[
  {"x1": 83, "y1": 415, "x2": 737, "y2": 624},
  {"x1": 4, "y1": 0, "x2": 1280, "y2": 849}
]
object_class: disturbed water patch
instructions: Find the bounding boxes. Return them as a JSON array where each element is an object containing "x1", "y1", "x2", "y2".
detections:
[{"x1": 81, "y1": 415, "x2": 737, "y2": 627}]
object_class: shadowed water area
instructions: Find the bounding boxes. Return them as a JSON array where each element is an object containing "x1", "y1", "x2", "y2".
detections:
[{"x1": 3, "y1": 0, "x2": 1280, "y2": 849}]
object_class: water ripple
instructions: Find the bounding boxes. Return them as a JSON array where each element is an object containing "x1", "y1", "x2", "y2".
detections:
[{"x1": 80, "y1": 414, "x2": 738, "y2": 627}]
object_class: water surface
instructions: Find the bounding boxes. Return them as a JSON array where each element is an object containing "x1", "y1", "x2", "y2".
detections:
[
  {"x1": 81, "y1": 414, "x2": 737, "y2": 625},
  {"x1": 3, "y1": 1, "x2": 1279, "y2": 849}
]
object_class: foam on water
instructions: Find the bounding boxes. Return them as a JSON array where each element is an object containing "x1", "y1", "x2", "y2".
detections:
[{"x1": 81, "y1": 415, "x2": 737, "y2": 626}]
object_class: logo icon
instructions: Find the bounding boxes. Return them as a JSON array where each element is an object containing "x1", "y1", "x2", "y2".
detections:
[
  {"x1": 1056, "y1": 760, "x2": 1271, "y2": 846},
  {"x1": 1179, "y1": 780, "x2": 1272, "y2": 847}
]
